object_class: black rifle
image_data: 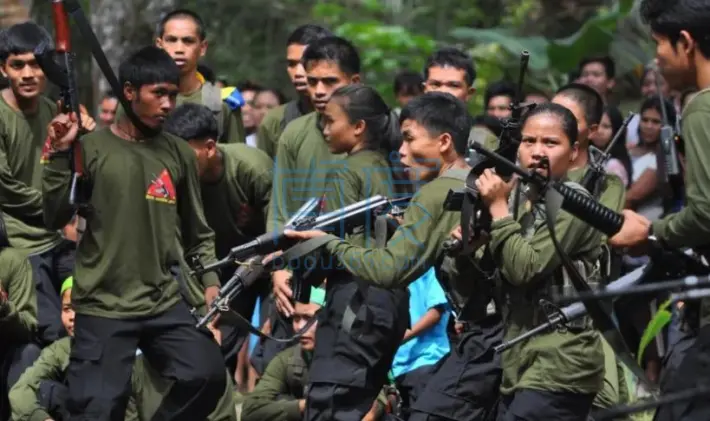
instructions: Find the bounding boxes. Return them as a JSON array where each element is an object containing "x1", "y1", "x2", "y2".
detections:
[
  {"x1": 194, "y1": 198, "x2": 321, "y2": 328},
  {"x1": 580, "y1": 112, "x2": 635, "y2": 193},
  {"x1": 495, "y1": 265, "x2": 649, "y2": 352},
  {"x1": 654, "y1": 67, "x2": 685, "y2": 215},
  {"x1": 191, "y1": 195, "x2": 413, "y2": 277},
  {"x1": 33, "y1": 0, "x2": 86, "y2": 209},
  {"x1": 443, "y1": 51, "x2": 536, "y2": 254}
]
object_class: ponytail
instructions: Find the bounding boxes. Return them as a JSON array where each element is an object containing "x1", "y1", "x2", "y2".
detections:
[{"x1": 330, "y1": 84, "x2": 410, "y2": 193}]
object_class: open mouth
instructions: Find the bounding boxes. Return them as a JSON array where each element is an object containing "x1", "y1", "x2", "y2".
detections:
[
  {"x1": 174, "y1": 59, "x2": 187, "y2": 67},
  {"x1": 293, "y1": 81, "x2": 307, "y2": 89}
]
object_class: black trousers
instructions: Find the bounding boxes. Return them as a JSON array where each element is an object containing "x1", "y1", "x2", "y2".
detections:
[
  {"x1": 654, "y1": 324, "x2": 710, "y2": 421},
  {"x1": 409, "y1": 315, "x2": 503, "y2": 421},
  {"x1": 0, "y1": 342, "x2": 41, "y2": 421},
  {"x1": 395, "y1": 364, "x2": 437, "y2": 419},
  {"x1": 29, "y1": 240, "x2": 75, "y2": 346},
  {"x1": 66, "y1": 301, "x2": 226, "y2": 421},
  {"x1": 305, "y1": 280, "x2": 409, "y2": 421},
  {"x1": 496, "y1": 389, "x2": 595, "y2": 421}
]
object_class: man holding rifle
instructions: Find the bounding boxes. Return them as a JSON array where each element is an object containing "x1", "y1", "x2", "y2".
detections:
[
  {"x1": 43, "y1": 45, "x2": 225, "y2": 421},
  {"x1": 610, "y1": 0, "x2": 710, "y2": 418}
]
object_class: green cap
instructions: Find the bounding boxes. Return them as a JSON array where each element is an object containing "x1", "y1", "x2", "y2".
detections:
[
  {"x1": 310, "y1": 287, "x2": 326, "y2": 306},
  {"x1": 61, "y1": 276, "x2": 73, "y2": 296}
]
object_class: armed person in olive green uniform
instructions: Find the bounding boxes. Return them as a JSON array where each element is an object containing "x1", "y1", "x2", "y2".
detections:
[
  {"x1": 42, "y1": 46, "x2": 225, "y2": 421},
  {"x1": 286, "y1": 93, "x2": 504, "y2": 421},
  {"x1": 257, "y1": 36, "x2": 361, "y2": 376},
  {"x1": 256, "y1": 25, "x2": 333, "y2": 159},
  {"x1": 10, "y1": 278, "x2": 237, "y2": 421},
  {"x1": 0, "y1": 21, "x2": 93, "y2": 346},
  {"x1": 610, "y1": 1, "x2": 710, "y2": 419},
  {"x1": 0, "y1": 245, "x2": 40, "y2": 421},
  {"x1": 551, "y1": 84, "x2": 630, "y2": 414},
  {"x1": 164, "y1": 102, "x2": 272, "y2": 375},
  {"x1": 301, "y1": 84, "x2": 409, "y2": 421},
  {"x1": 480, "y1": 103, "x2": 603, "y2": 420}
]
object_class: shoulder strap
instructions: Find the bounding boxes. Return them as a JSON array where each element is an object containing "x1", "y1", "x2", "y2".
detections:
[
  {"x1": 0, "y1": 211, "x2": 9, "y2": 249},
  {"x1": 280, "y1": 101, "x2": 302, "y2": 132},
  {"x1": 202, "y1": 82, "x2": 224, "y2": 140}
]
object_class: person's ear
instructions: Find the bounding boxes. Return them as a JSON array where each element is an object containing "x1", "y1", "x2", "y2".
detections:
[
  {"x1": 124, "y1": 82, "x2": 136, "y2": 102},
  {"x1": 350, "y1": 74, "x2": 361, "y2": 84},
  {"x1": 353, "y1": 119, "x2": 366, "y2": 138}
]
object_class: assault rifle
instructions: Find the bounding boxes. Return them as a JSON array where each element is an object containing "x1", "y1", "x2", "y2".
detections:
[
  {"x1": 580, "y1": 113, "x2": 635, "y2": 193},
  {"x1": 191, "y1": 195, "x2": 412, "y2": 277},
  {"x1": 194, "y1": 198, "x2": 321, "y2": 328},
  {"x1": 467, "y1": 143, "x2": 709, "y2": 389},
  {"x1": 443, "y1": 51, "x2": 536, "y2": 254},
  {"x1": 654, "y1": 66, "x2": 685, "y2": 214}
]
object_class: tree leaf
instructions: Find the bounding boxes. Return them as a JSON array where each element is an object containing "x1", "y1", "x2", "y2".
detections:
[{"x1": 450, "y1": 27, "x2": 549, "y2": 70}]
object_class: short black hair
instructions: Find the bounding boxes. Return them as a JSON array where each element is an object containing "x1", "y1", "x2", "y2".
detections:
[
  {"x1": 197, "y1": 64, "x2": 216, "y2": 83},
  {"x1": 102, "y1": 91, "x2": 117, "y2": 100},
  {"x1": 236, "y1": 80, "x2": 264, "y2": 93},
  {"x1": 484, "y1": 80, "x2": 517, "y2": 108},
  {"x1": 119, "y1": 46, "x2": 180, "y2": 91},
  {"x1": 578, "y1": 56, "x2": 616, "y2": 79},
  {"x1": 399, "y1": 92, "x2": 471, "y2": 156},
  {"x1": 521, "y1": 102, "x2": 579, "y2": 146},
  {"x1": 164, "y1": 103, "x2": 218, "y2": 141},
  {"x1": 424, "y1": 47, "x2": 476, "y2": 87},
  {"x1": 555, "y1": 82, "x2": 605, "y2": 126},
  {"x1": 256, "y1": 88, "x2": 287, "y2": 105},
  {"x1": 157, "y1": 9, "x2": 206, "y2": 41},
  {"x1": 0, "y1": 22, "x2": 52, "y2": 62},
  {"x1": 641, "y1": 0, "x2": 710, "y2": 58},
  {"x1": 394, "y1": 70, "x2": 424, "y2": 97},
  {"x1": 287, "y1": 24, "x2": 333, "y2": 47},
  {"x1": 472, "y1": 114, "x2": 504, "y2": 138},
  {"x1": 302, "y1": 36, "x2": 360, "y2": 76},
  {"x1": 640, "y1": 95, "x2": 677, "y2": 131}
]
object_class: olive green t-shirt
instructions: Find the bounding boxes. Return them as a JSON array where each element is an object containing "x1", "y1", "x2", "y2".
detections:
[
  {"x1": 42, "y1": 128, "x2": 219, "y2": 318},
  {"x1": 0, "y1": 94, "x2": 62, "y2": 255}
]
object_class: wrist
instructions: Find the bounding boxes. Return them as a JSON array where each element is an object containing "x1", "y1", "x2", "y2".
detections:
[{"x1": 489, "y1": 201, "x2": 510, "y2": 220}]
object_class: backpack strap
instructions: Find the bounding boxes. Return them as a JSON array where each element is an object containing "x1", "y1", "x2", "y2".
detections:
[
  {"x1": 280, "y1": 100, "x2": 302, "y2": 132},
  {"x1": 201, "y1": 82, "x2": 225, "y2": 141}
]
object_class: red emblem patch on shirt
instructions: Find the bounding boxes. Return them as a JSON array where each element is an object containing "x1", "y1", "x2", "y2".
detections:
[
  {"x1": 145, "y1": 169, "x2": 176, "y2": 204},
  {"x1": 39, "y1": 136, "x2": 53, "y2": 164}
]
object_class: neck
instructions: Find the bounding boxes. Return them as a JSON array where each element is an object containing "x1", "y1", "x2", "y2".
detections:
[
  {"x1": 438, "y1": 156, "x2": 469, "y2": 176},
  {"x1": 204, "y1": 149, "x2": 225, "y2": 183},
  {"x1": 572, "y1": 145, "x2": 589, "y2": 170},
  {"x1": 111, "y1": 117, "x2": 147, "y2": 142},
  {"x1": 696, "y1": 58, "x2": 710, "y2": 90},
  {"x1": 1, "y1": 88, "x2": 39, "y2": 114},
  {"x1": 180, "y1": 71, "x2": 202, "y2": 95}
]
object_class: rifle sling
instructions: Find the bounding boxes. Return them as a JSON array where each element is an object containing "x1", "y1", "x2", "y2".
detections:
[{"x1": 63, "y1": 0, "x2": 157, "y2": 137}]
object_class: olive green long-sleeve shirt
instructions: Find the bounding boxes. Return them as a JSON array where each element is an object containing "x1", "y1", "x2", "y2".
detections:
[
  {"x1": 0, "y1": 95, "x2": 62, "y2": 255},
  {"x1": 202, "y1": 144, "x2": 273, "y2": 258},
  {"x1": 242, "y1": 344, "x2": 387, "y2": 421},
  {"x1": 488, "y1": 191, "x2": 604, "y2": 396},
  {"x1": 649, "y1": 90, "x2": 710, "y2": 326},
  {"x1": 323, "y1": 173, "x2": 464, "y2": 289},
  {"x1": 266, "y1": 112, "x2": 345, "y2": 232},
  {"x1": 0, "y1": 247, "x2": 37, "y2": 343},
  {"x1": 41, "y1": 128, "x2": 219, "y2": 318},
  {"x1": 256, "y1": 104, "x2": 286, "y2": 160}
]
